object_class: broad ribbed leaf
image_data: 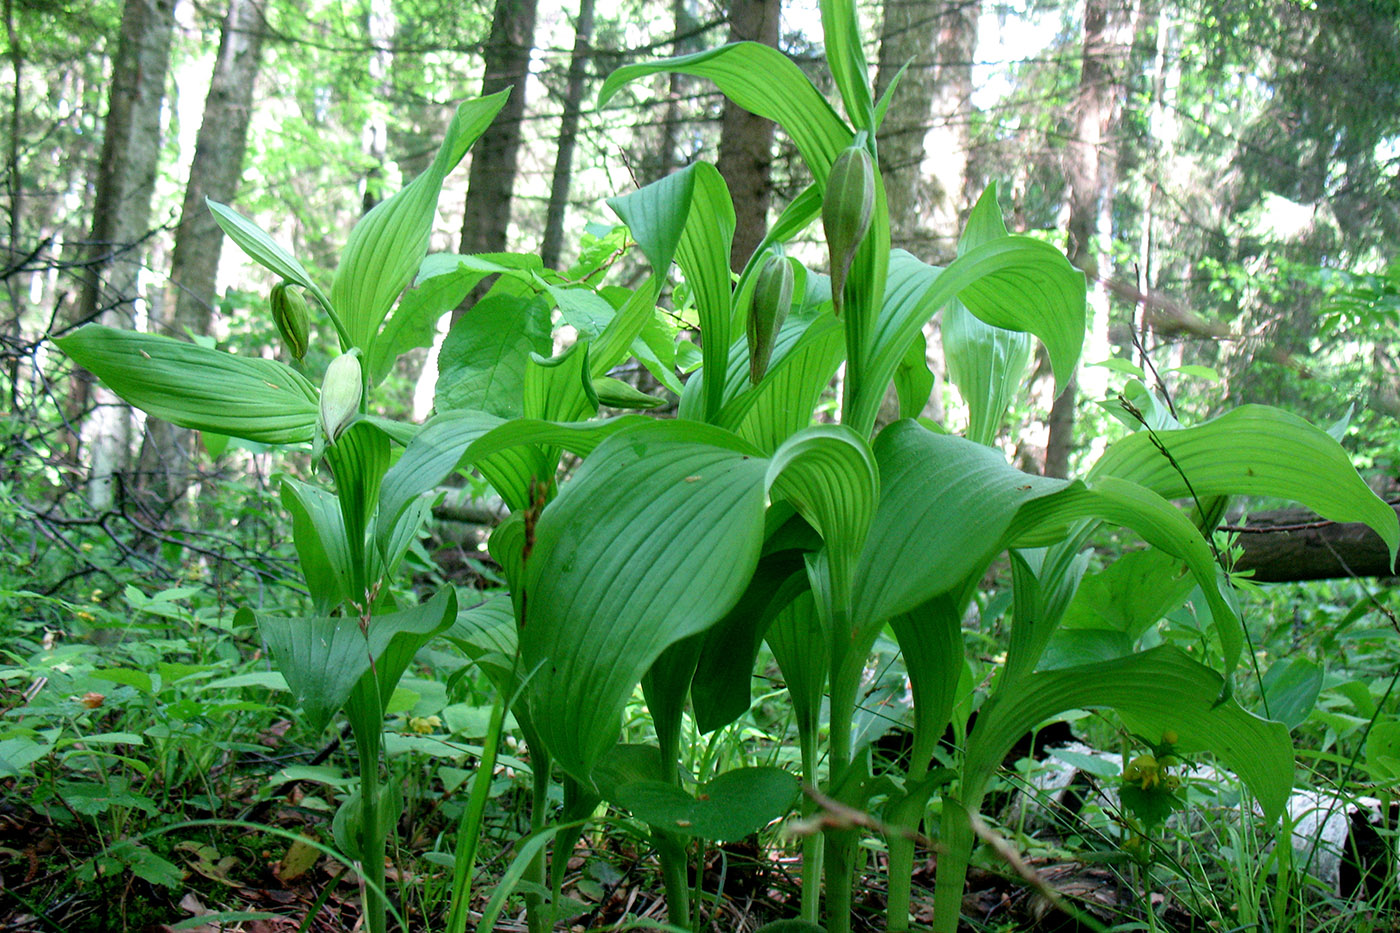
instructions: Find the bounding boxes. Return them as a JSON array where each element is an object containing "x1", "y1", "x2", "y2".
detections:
[
  {"x1": 325, "y1": 421, "x2": 392, "y2": 594},
  {"x1": 943, "y1": 184, "x2": 1032, "y2": 446},
  {"x1": 280, "y1": 477, "x2": 352, "y2": 614},
  {"x1": 332, "y1": 91, "x2": 509, "y2": 352},
  {"x1": 599, "y1": 42, "x2": 851, "y2": 185},
  {"x1": 607, "y1": 167, "x2": 695, "y2": 277},
  {"x1": 766, "y1": 425, "x2": 878, "y2": 611},
  {"x1": 524, "y1": 341, "x2": 597, "y2": 424},
  {"x1": 964, "y1": 645, "x2": 1293, "y2": 822},
  {"x1": 765, "y1": 587, "x2": 827, "y2": 741},
  {"x1": 718, "y1": 314, "x2": 845, "y2": 453},
  {"x1": 856, "y1": 245, "x2": 1085, "y2": 431},
  {"x1": 853, "y1": 420, "x2": 1070, "y2": 629},
  {"x1": 887, "y1": 594, "x2": 963, "y2": 777},
  {"x1": 376, "y1": 412, "x2": 649, "y2": 557},
  {"x1": 57, "y1": 326, "x2": 319, "y2": 444},
  {"x1": 674, "y1": 163, "x2": 736, "y2": 421},
  {"x1": 819, "y1": 0, "x2": 874, "y2": 131},
  {"x1": 207, "y1": 200, "x2": 336, "y2": 332},
  {"x1": 1090, "y1": 405, "x2": 1399, "y2": 568},
  {"x1": 521, "y1": 421, "x2": 769, "y2": 783},
  {"x1": 245, "y1": 587, "x2": 456, "y2": 735}
]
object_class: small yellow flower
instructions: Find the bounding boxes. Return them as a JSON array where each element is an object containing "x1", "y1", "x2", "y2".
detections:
[
  {"x1": 1123, "y1": 754, "x2": 1160, "y2": 791},
  {"x1": 408, "y1": 715, "x2": 441, "y2": 735}
]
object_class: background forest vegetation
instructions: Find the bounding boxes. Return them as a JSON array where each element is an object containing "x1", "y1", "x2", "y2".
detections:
[{"x1": 2, "y1": 0, "x2": 1400, "y2": 929}]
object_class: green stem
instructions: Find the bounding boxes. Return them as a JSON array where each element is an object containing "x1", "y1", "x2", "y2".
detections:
[
  {"x1": 798, "y1": 729, "x2": 825, "y2": 926},
  {"x1": 656, "y1": 831, "x2": 692, "y2": 929},
  {"x1": 823, "y1": 638, "x2": 859, "y2": 933},
  {"x1": 349, "y1": 709, "x2": 388, "y2": 933},
  {"x1": 525, "y1": 753, "x2": 551, "y2": 933},
  {"x1": 931, "y1": 796, "x2": 977, "y2": 933}
]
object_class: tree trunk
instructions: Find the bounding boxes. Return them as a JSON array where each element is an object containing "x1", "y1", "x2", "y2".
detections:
[
  {"x1": 715, "y1": 0, "x2": 780, "y2": 272},
  {"x1": 72, "y1": 0, "x2": 177, "y2": 510},
  {"x1": 874, "y1": 0, "x2": 979, "y2": 426},
  {"x1": 135, "y1": 0, "x2": 264, "y2": 513},
  {"x1": 540, "y1": 0, "x2": 596, "y2": 271},
  {"x1": 874, "y1": 0, "x2": 979, "y2": 265},
  {"x1": 1044, "y1": 0, "x2": 1140, "y2": 478},
  {"x1": 453, "y1": 0, "x2": 538, "y2": 324}
]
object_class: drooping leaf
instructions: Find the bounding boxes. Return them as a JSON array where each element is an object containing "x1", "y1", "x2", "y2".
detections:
[
  {"x1": 332, "y1": 91, "x2": 510, "y2": 353},
  {"x1": 280, "y1": 477, "x2": 352, "y2": 614},
  {"x1": 673, "y1": 162, "x2": 736, "y2": 421},
  {"x1": 1090, "y1": 405, "x2": 1399, "y2": 568},
  {"x1": 963, "y1": 645, "x2": 1293, "y2": 822},
  {"x1": 57, "y1": 326, "x2": 319, "y2": 445},
  {"x1": 520, "y1": 421, "x2": 769, "y2": 783}
]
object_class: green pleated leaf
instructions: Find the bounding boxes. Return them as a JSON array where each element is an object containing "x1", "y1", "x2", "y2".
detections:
[
  {"x1": 607, "y1": 167, "x2": 694, "y2": 278},
  {"x1": 332, "y1": 91, "x2": 510, "y2": 353},
  {"x1": 376, "y1": 412, "x2": 650, "y2": 557},
  {"x1": 57, "y1": 326, "x2": 319, "y2": 444},
  {"x1": 964, "y1": 645, "x2": 1293, "y2": 822},
  {"x1": 856, "y1": 243, "x2": 1085, "y2": 431},
  {"x1": 674, "y1": 162, "x2": 736, "y2": 421},
  {"x1": 819, "y1": 0, "x2": 874, "y2": 131},
  {"x1": 887, "y1": 594, "x2": 964, "y2": 777},
  {"x1": 853, "y1": 420, "x2": 1070, "y2": 629},
  {"x1": 244, "y1": 587, "x2": 456, "y2": 735},
  {"x1": 521, "y1": 421, "x2": 769, "y2": 784},
  {"x1": 435, "y1": 294, "x2": 554, "y2": 417},
  {"x1": 280, "y1": 477, "x2": 352, "y2": 614},
  {"x1": 206, "y1": 201, "x2": 337, "y2": 334},
  {"x1": 691, "y1": 555, "x2": 808, "y2": 734},
  {"x1": 1090, "y1": 405, "x2": 1399, "y2": 568},
  {"x1": 610, "y1": 767, "x2": 798, "y2": 840},
  {"x1": 765, "y1": 424, "x2": 879, "y2": 611},
  {"x1": 524, "y1": 341, "x2": 598, "y2": 424},
  {"x1": 718, "y1": 314, "x2": 846, "y2": 454},
  {"x1": 599, "y1": 42, "x2": 851, "y2": 186},
  {"x1": 942, "y1": 188, "x2": 1033, "y2": 447},
  {"x1": 591, "y1": 277, "x2": 664, "y2": 379},
  {"x1": 325, "y1": 421, "x2": 392, "y2": 589},
  {"x1": 765, "y1": 586, "x2": 827, "y2": 742}
]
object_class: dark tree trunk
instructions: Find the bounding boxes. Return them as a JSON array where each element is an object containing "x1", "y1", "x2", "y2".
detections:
[
  {"x1": 715, "y1": 0, "x2": 780, "y2": 272},
  {"x1": 138, "y1": 0, "x2": 264, "y2": 512},
  {"x1": 540, "y1": 0, "x2": 596, "y2": 270},
  {"x1": 1044, "y1": 0, "x2": 1139, "y2": 478},
  {"x1": 453, "y1": 0, "x2": 538, "y2": 324}
]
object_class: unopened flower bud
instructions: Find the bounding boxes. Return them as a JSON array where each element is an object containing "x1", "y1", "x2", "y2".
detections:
[
  {"x1": 747, "y1": 256, "x2": 795, "y2": 384},
  {"x1": 319, "y1": 351, "x2": 362, "y2": 443},
  {"x1": 271, "y1": 283, "x2": 311, "y2": 360},
  {"x1": 822, "y1": 145, "x2": 875, "y2": 314}
]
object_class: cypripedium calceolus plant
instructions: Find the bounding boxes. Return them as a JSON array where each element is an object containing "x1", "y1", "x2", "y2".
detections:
[{"x1": 58, "y1": 5, "x2": 1400, "y2": 931}]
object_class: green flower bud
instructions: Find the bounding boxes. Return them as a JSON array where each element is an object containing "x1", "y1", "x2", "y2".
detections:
[
  {"x1": 270, "y1": 282, "x2": 310, "y2": 360},
  {"x1": 746, "y1": 256, "x2": 795, "y2": 384},
  {"x1": 822, "y1": 145, "x2": 875, "y2": 314},
  {"x1": 319, "y1": 350, "x2": 362, "y2": 443}
]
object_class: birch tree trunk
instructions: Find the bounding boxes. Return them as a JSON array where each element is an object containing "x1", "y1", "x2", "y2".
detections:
[
  {"x1": 1044, "y1": 0, "x2": 1140, "y2": 478},
  {"x1": 72, "y1": 0, "x2": 177, "y2": 510},
  {"x1": 136, "y1": 0, "x2": 264, "y2": 512},
  {"x1": 540, "y1": 0, "x2": 596, "y2": 270},
  {"x1": 453, "y1": 0, "x2": 538, "y2": 324},
  {"x1": 715, "y1": 0, "x2": 780, "y2": 271}
]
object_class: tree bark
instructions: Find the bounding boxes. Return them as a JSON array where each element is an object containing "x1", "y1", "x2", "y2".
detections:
[
  {"x1": 1044, "y1": 0, "x2": 1140, "y2": 478},
  {"x1": 72, "y1": 0, "x2": 177, "y2": 510},
  {"x1": 453, "y1": 0, "x2": 538, "y2": 324},
  {"x1": 136, "y1": 0, "x2": 264, "y2": 512},
  {"x1": 715, "y1": 0, "x2": 780, "y2": 272},
  {"x1": 539, "y1": 0, "x2": 596, "y2": 270},
  {"x1": 1228, "y1": 503, "x2": 1400, "y2": 582},
  {"x1": 874, "y1": 0, "x2": 979, "y2": 265}
]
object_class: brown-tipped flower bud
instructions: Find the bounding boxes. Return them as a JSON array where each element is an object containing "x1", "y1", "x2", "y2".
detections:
[
  {"x1": 319, "y1": 350, "x2": 362, "y2": 443},
  {"x1": 822, "y1": 145, "x2": 876, "y2": 314},
  {"x1": 271, "y1": 282, "x2": 311, "y2": 360},
  {"x1": 747, "y1": 256, "x2": 795, "y2": 384}
]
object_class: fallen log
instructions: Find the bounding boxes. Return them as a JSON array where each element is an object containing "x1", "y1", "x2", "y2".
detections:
[{"x1": 1226, "y1": 501, "x2": 1400, "y2": 582}]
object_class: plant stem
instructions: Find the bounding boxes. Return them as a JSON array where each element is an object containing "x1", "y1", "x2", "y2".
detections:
[
  {"x1": 350, "y1": 710, "x2": 388, "y2": 933},
  {"x1": 931, "y1": 797, "x2": 976, "y2": 933},
  {"x1": 525, "y1": 754, "x2": 551, "y2": 933},
  {"x1": 799, "y1": 729, "x2": 825, "y2": 926},
  {"x1": 823, "y1": 638, "x2": 859, "y2": 933},
  {"x1": 656, "y1": 831, "x2": 692, "y2": 929},
  {"x1": 445, "y1": 681, "x2": 509, "y2": 933}
]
